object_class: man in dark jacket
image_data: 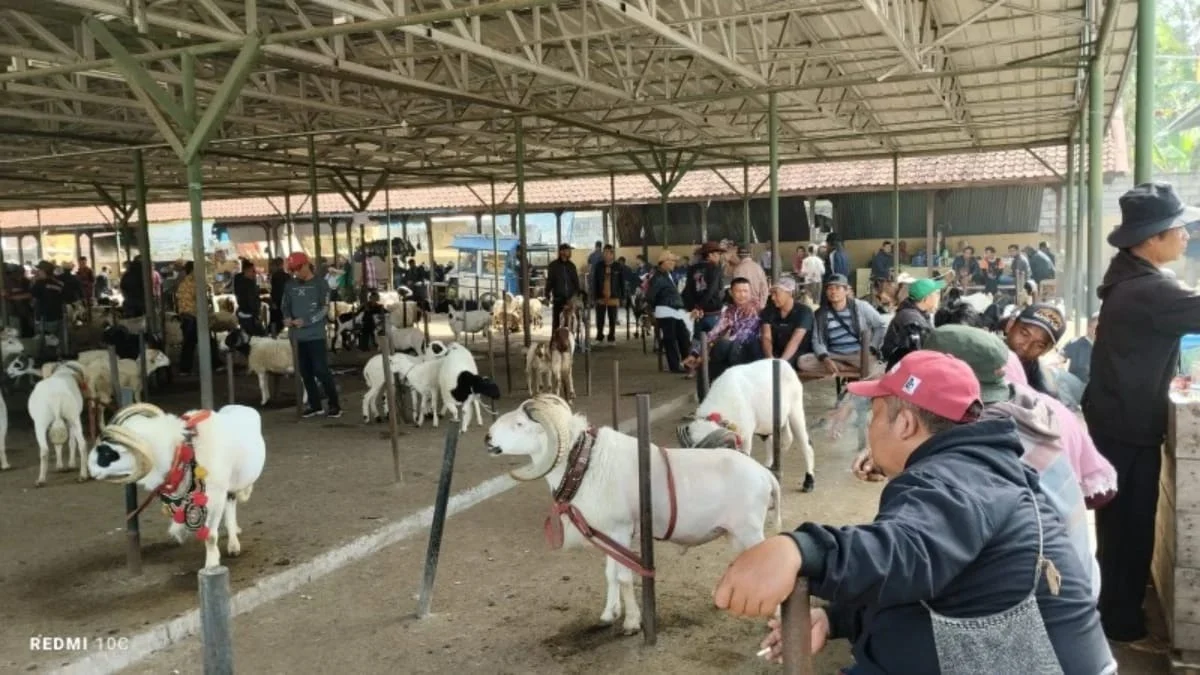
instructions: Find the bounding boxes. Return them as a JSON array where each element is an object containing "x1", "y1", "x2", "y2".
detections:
[
  {"x1": 1027, "y1": 245, "x2": 1056, "y2": 284},
  {"x1": 543, "y1": 243, "x2": 581, "y2": 331},
  {"x1": 880, "y1": 277, "x2": 943, "y2": 368},
  {"x1": 233, "y1": 259, "x2": 264, "y2": 336},
  {"x1": 268, "y1": 257, "x2": 289, "y2": 336},
  {"x1": 682, "y1": 241, "x2": 726, "y2": 338},
  {"x1": 715, "y1": 350, "x2": 1114, "y2": 674},
  {"x1": 867, "y1": 240, "x2": 894, "y2": 288},
  {"x1": 1085, "y1": 182, "x2": 1200, "y2": 643},
  {"x1": 646, "y1": 251, "x2": 690, "y2": 372},
  {"x1": 590, "y1": 245, "x2": 624, "y2": 342}
]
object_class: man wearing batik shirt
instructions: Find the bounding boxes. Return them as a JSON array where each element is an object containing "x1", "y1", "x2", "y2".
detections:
[{"x1": 683, "y1": 277, "x2": 761, "y2": 399}]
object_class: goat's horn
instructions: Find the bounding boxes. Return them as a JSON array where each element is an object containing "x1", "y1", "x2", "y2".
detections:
[
  {"x1": 109, "y1": 403, "x2": 165, "y2": 427},
  {"x1": 509, "y1": 396, "x2": 570, "y2": 482},
  {"x1": 96, "y1": 425, "x2": 154, "y2": 484}
]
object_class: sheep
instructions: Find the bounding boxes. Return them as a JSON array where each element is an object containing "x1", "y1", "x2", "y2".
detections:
[
  {"x1": 361, "y1": 352, "x2": 420, "y2": 423},
  {"x1": 437, "y1": 342, "x2": 485, "y2": 431},
  {"x1": 525, "y1": 297, "x2": 545, "y2": 330},
  {"x1": 215, "y1": 295, "x2": 237, "y2": 314},
  {"x1": 379, "y1": 324, "x2": 425, "y2": 355},
  {"x1": 222, "y1": 329, "x2": 302, "y2": 406},
  {"x1": 388, "y1": 301, "x2": 422, "y2": 329},
  {"x1": 81, "y1": 351, "x2": 172, "y2": 424},
  {"x1": 447, "y1": 305, "x2": 492, "y2": 342},
  {"x1": 484, "y1": 394, "x2": 782, "y2": 634},
  {"x1": 405, "y1": 347, "x2": 449, "y2": 428},
  {"x1": 27, "y1": 361, "x2": 89, "y2": 486},
  {"x1": 677, "y1": 359, "x2": 817, "y2": 492},
  {"x1": 86, "y1": 403, "x2": 267, "y2": 569}
]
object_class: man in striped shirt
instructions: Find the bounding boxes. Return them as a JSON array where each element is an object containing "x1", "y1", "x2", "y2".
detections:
[{"x1": 798, "y1": 274, "x2": 886, "y2": 378}]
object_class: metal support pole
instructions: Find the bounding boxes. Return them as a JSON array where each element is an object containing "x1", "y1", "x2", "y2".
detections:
[
  {"x1": 1074, "y1": 119, "x2": 1086, "y2": 331},
  {"x1": 417, "y1": 403, "x2": 462, "y2": 618},
  {"x1": 225, "y1": 351, "x2": 235, "y2": 403},
  {"x1": 781, "y1": 579, "x2": 814, "y2": 675},
  {"x1": 584, "y1": 303, "x2": 592, "y2": 396},
  {"x1": 489, "y1": 178, "x2": 500, "y2": 384},
  {"x1": 291, "y1": 332, "x2": 302, "y2": 418},
  {"x1": 385, "y1": 187, "x2": 394, "y2": 291},
  {"x1": 379, "y1": 327, "x2": 402, "y2": 482},
  {"x1": 515, "y1": 117, "x2": 532, "y2": 346},
  {"x1": 926, "y1": 192, "x2": 935, "y2": 277},
  {"x1": 657, "y1": 189, "x2": 667, "y2": 258},
  {"x1": 761, "y1": 94, "x2": 777, "y2": 281},
  {"x1": 187, "y1": 157, "x2": 214, "y2": 409},
  {"x1": 198, "y1": 566, "x2": 234, "y2": 675},
  {"x1": 284, "y1": 189, "x2": 295, "y2": 256},
  {"x1": 700, "y1": 338, "x2": 710, "y2": 401},
  {"x1": 609, "y1": 172, "x2": 617, "y2": 247},
  {"x1": 611, "y1": 360, "x2": 619, "y2": 428},
  {"x1": 1134, "y1": 0, "x2": 1155, "y2": 183},
  {"x1": 423, "y1": 216, "x2": 435, "y2": 346},
  {"x1": 554, "y1": 209, "x2": 563, "y2": 248},
  {"x1": 602, "y1": 207, "x2": 610, "y2": 245},
  {"x1": 700, "y1": 200, "x2": 709, "y2": 241},
  {"x1": 1065, "y1": 139, "x2": 1076, "y2": 319},
  {"x1": 134, "y1": 149, "x2": 156, "y2": 335},
  {"x1": 892, "y1": 153, "x2": 900, "y2": 272},
  {"x1": 1087, "y1": 53, "x2": 1104, "y2": 319},
  {"x1": 771, "y1": 357, "x2": 782, "y2": 479},
  {"x1": 742, "y1": 163, "x2": 751, "y2": 244},
  {"x1": 109, "y1": 345, "x2": 142, "y2": 574},
  {"x1": 635, "y1": 393, "x2": 657, "y2": 646},
  {"x1": 307, "y1": 135, "x2": 322, "y2": 264},
  {"x1": 0, "y1": 231, "x2": 8, "y2": 332}
]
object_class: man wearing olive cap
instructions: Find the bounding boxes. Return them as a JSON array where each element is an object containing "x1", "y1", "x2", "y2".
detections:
[{"x1": 1084, "y1": 182, "x2": 1200, "y2": 644}]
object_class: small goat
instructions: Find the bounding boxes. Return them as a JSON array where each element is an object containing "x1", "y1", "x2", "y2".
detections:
[
  {"x1": 222, "y1": 329, "x2": 302, "y2": 406},
  {"x1": 448, "y1": 305, "x2": 492, "y2": 342},
  {"x1": 485, "y1": 395, "x2": 781, "y2": 634},
  {"x1": 361, "y1": 352, "x2": 420, "y2": 423},
  {"x1": 438, "y1": 342, "x2": 485, "y2": 431},
  {"x1": 87, "y1": 403, "x2": 266, "y2": 569},
  {"x1": 28, "y1": 361, "x2": 89, "y2": 486}
]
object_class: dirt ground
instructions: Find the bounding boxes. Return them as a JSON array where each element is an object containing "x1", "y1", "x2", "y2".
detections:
[
  {"x1": 2, "y1": 316, "x2": 1171, "y2": 674},
  {"x1": 0, "y1": 319, "x2": 687, "y2": 673}
]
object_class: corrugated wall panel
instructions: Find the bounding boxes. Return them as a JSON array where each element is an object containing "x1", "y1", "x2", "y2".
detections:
[
  {"x1": 831, "y1": 186, "x2": 1045, "y2": 239},
  {"x1": 615, "y1": 197, "x2": 810, "y2": 247}
]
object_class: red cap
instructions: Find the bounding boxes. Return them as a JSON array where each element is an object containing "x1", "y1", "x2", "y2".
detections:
[
  {"x1": 847, "y1": 351, "x2": 982, "y2": 423},
  {"x1": 285, "y1": 252, "x2": 310, "y2": 271}
]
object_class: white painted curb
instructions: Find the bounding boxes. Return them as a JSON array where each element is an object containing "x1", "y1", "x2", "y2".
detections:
[{"x1": 52, "y1": 393, "x2": 693, "y2": 675}]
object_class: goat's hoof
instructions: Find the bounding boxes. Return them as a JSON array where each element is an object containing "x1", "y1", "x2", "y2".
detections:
[
  {"x1": 34, "y1": 480, "x2": 45, "y2": 488},
  {"x1": 621, "y1": 620, "x2": 642, "y2": 635},
  {"x1": 0, "y1": 464, "x2": 10, "y2": 471},
  {"x1": 599, "y1": 610, "x2": 616, "y2": 625},
  {"x1": 801, "y1": 473, "x2": 815, "y2": 493},
  {"x1": 226, "y1": 542, "x2": 242, "y2": 557},
  {"x1": 374, "y1": 416, "x2": 382, "y2": 423},
  {"x1": 75, "y1": 476, "x2": 87, "y2": 484}
]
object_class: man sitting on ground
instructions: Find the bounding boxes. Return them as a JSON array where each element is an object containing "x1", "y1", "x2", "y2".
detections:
[
  {"x1": 714, "y1": 350, "x2": 1115, "y2": 674},
  {"x1": 758, "y1": 277, "x2": 813, "y2": 370},
  {"x1": 797, "y1": 274, "x2": 886, "y2": 379},
  {"x1": 682, "y1": 277, "x2": 761, "y2": 398}
]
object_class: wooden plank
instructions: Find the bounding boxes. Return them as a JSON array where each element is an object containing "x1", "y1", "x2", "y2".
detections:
[
  {"x1": 1171, "y1": 395, "x2": 1200, "y2": 461},
  {"x1": 1177, "y1": 458, "x2": 1200, "y2": 514},
  {"x1": 1172, "y1": 623, "x2": 1200, "y2": 658},
  {"x1": 1174, "y1": 568, "x2": 1200, "y2": 638}
]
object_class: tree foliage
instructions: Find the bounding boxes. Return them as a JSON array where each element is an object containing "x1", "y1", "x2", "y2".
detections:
[{"x1": 1123, "y1": 0, "x2": 1200, "y2": 172}]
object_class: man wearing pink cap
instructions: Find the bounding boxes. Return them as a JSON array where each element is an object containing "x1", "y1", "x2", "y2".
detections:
[{"x1": 713, "y1": 351, "x2": 1112, "y2": 674}]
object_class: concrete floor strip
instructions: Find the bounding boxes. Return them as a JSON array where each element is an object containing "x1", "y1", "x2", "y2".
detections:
[{"x1": 51, "y1": 393, "x2": 693, "y2": 675}]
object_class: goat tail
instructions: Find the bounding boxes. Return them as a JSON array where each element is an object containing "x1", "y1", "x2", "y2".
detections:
[{"x1": 233, "y1": 484, "x2": 255, "y2": 503}]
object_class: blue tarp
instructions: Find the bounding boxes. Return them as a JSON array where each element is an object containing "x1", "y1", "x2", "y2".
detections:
[{"x1": 448, "y1": 234, "x2": 521, "y2": 252}]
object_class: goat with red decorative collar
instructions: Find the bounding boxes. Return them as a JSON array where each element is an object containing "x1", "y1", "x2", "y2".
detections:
[
  {"x1": 485, "y1": 394, "x2": 782, "y2": 635},
  {"x1": 86, "y1": 403, "x2": 267, "y2": 569},
  {"x1": 677, "y1": 358, "x2": 818, "y2": 492}
]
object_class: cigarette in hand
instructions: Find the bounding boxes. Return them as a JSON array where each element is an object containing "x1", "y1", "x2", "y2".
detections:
[{"x1": 756, "y1": 647, "x2": 771, "y2": 658}]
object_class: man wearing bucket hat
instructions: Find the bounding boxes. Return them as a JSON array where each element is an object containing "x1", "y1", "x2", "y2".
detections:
[
  {"x1": 682, "y1": 241, "x2": 726, "y2": 336},
  {"x1": 1085, "y1": 182, "x2": 1200, "y2": 644},
  {"x1": 714, "y1": 350, "x2": 1111, "y2": 673},
  {"x1": 880, "y1": 277, "x2": 943, "y2": 369}
]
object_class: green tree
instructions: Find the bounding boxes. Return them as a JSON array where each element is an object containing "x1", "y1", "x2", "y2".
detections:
[{"x1": 1123, "y1": 0, "x2": 1200, "y2": 172}]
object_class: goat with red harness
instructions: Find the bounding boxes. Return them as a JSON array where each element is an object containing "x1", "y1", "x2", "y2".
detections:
[{"x1": 485, "y1": 394, "x2": 782, "y2": 635}]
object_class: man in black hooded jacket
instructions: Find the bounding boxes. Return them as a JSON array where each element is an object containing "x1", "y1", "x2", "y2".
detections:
[{"x1": 1084, "y1": 182, "x2": 1200, "y2": 644}]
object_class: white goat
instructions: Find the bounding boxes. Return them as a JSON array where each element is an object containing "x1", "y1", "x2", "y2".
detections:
[
  {"x1": 448, "y1": 305, "x2": 492, "y2": 342},
  {"x1": 87, "y1": 403, "x2": 266, "y2": 569},
  {"x1": 221, "y1": 329, "x2": 300, "y2": 406},
  {"x1": 380, "y1": 324, "x2": 425, "y2": 354},
  {"x1": 485, "y1": 395, "x2": 782, "y2": 634},
  {"x1": 438, "y1": 342, "x2": 484, "y2": 431},
  {"x1": 525, "y1": 342, "x2": 553, "y2": 396},
  {"x1": 678, "y1": 359, "x2": 817, "y2": 491},
  {"x1": 28, "y1": 362, "x2": 89, "y2": 486},
  {"x1": 388, "y1": 301, "x2": 422, "y2": 329},
  {"x1": 82, "y1": 351, "x2": 172, "y2": 420},
  {"x1": 525, "y1": 327, "x2": 575, "y2": 400},
  {"x1": 361, "y1": 352, "x2": 420, "y2": 423},
  {"x1": 406, "y1": 348, "x2": 449, "y2": 428}
]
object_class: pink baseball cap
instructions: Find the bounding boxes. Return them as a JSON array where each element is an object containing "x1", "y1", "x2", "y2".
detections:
[{"x1": 847, "y1": 351, "x2": 982, "y2": 423}]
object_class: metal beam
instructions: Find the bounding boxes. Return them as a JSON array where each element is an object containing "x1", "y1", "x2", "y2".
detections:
[
  {"x1": 1087, "y1": 52, "x2": 1104, "y2": 318},
  {"x1": 83, "y1": 17, "x2": 193, "y2": 132},
  {"x1": 183, "y1": 33, "x2": 264, "y2": 164}
]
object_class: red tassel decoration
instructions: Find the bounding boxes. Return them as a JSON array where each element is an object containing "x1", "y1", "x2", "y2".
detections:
[{"x1": 195, "y1": 526, "x2": 210, "y2": 541}]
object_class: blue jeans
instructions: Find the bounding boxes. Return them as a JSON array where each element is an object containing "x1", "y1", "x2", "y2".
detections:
[{"x1": 295, "y1": 338, "x2": 339, "y2": 410}]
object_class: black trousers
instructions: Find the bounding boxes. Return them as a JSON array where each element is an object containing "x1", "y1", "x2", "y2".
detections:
[
  {"x1": 595, "y1": 304, "x2": 617, "y2": 339},
  {"x1": 655, "y1": 317, "x2": 691, "y2": 372},
  {"x1": 551, "y1": 297, "x2": 568, "y2": 331},
  {"x1": 1093, "y1": 431, "x2": 1162, "y2": 641},
  {"x1": 295, "y1": 338, "x2": 339, "y2": 410},
  {"x1": 180, "y1": 314, "x2": 197, "y2": 374},
  {"x1": 697, "y1": 339, "x2": 761, "y2": 401}
]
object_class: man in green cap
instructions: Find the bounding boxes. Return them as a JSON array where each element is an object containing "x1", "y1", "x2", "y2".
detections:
[{"x1": 880, "y1": 276, "x2": 944, "y2": 369}]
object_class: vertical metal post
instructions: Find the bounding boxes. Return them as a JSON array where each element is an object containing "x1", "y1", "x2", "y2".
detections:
[
  {"x1": 1074, "y1": 118, "x2": 1086, "y2": 329},
  {"x1": 379, "y1": 327, "x2": 401, "y2": 482},
  {"x1": 925, "y1": 192, "x2": 935, "y2": 277},
  {"x1": 307, "y1": 135, "x2": 322, "y2": 265},
  {"x1": 658, "y1": 186, "x2": 668, "y2": 257},
  {"x1": 584, "y1": 302, "x2": 592, "y2": 396},
  {"x1": 780, "y1": 578, "x2": 814, "y2": 675},
  {"x1": 109, "y1": 345, "x2": 141, "y2": 574},
  {"x1": 771, "y1": 357, "x2": 782, "y2": 478},
  {"x1": 1064, "y1": 138, "x2": 1076, "y2": 319},
  {"x1": 700, "y1": 200, "x2": 709, "y2": 241},
  {"x1": 611, "y1": 359, "x2": 619, "y2": 428},
  {"x1": 284, "y1": 189, "x2": 294, "y2": 256},
  {"x1": 742, "y1": 163, "x2": 751, "y2": 244},
  {"x1": 700, "y1": 337, "x2": 710, "y2": 401},
  {"x1": 133, "y1": 149, "x2": 156, "y2": 336},
  {"x1": 489, "y1": 179, "x2": 504, "y2": 387},
  {"x1": 602, "y1": 207, "x2": 610, "y2": 245},
  {"x1": 291, "y1": 331, "x2": 302, "y2": 417},
  {"x1": 609, "y1": 172, "x2": 617, "y2": 246},
  {"x1": 198, "y1": 566, "x2": 234, "y2": 675},
  {"x1": 892, "y1": 153, "x2": 900, "y2": 270},
  {"x1": 417, "y1": 403, "x2": 462, "y2": 618},
  {"x1": 635, "y1": 393, "x2": 657, "y2": 646},
  {"x1": 385, "y1": 187, "x2": 394, "y2": 291},
  {"x1": 515, "y1": 117, "x2": 532, "y2": 346},
  {"x1": 1087, "y1": 52, "x2": 1104, "y2": 319},
  {"x1": 555, "y1": 209, "x2": 563, "y2": 248},
  {"x1": 1134, "y1": 0, "x2": 1154, "y2": 183},
  {"x1": 184, "y1": 53, "x2": 214, "y2": 410},
  {"x1": 225, "y1": 351, "x2": 235, "y2": 404},
  {"x1": 0, "y1": 231, "x2": 8, "y2": 332},
  {"x1": 423, "y1": 216, "x2": 435, "y2": 346},
  {"x1": 768, "y1": 91, "x2": 780, "y2": 282}
]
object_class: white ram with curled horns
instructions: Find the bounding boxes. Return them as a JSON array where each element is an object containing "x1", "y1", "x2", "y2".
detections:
[
  {"x1": 484, "y1": 394, "x2": 781, "y2": 634},
  {"x1": 86, "y1": 403, "x2": 267, "y2": 569}
]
